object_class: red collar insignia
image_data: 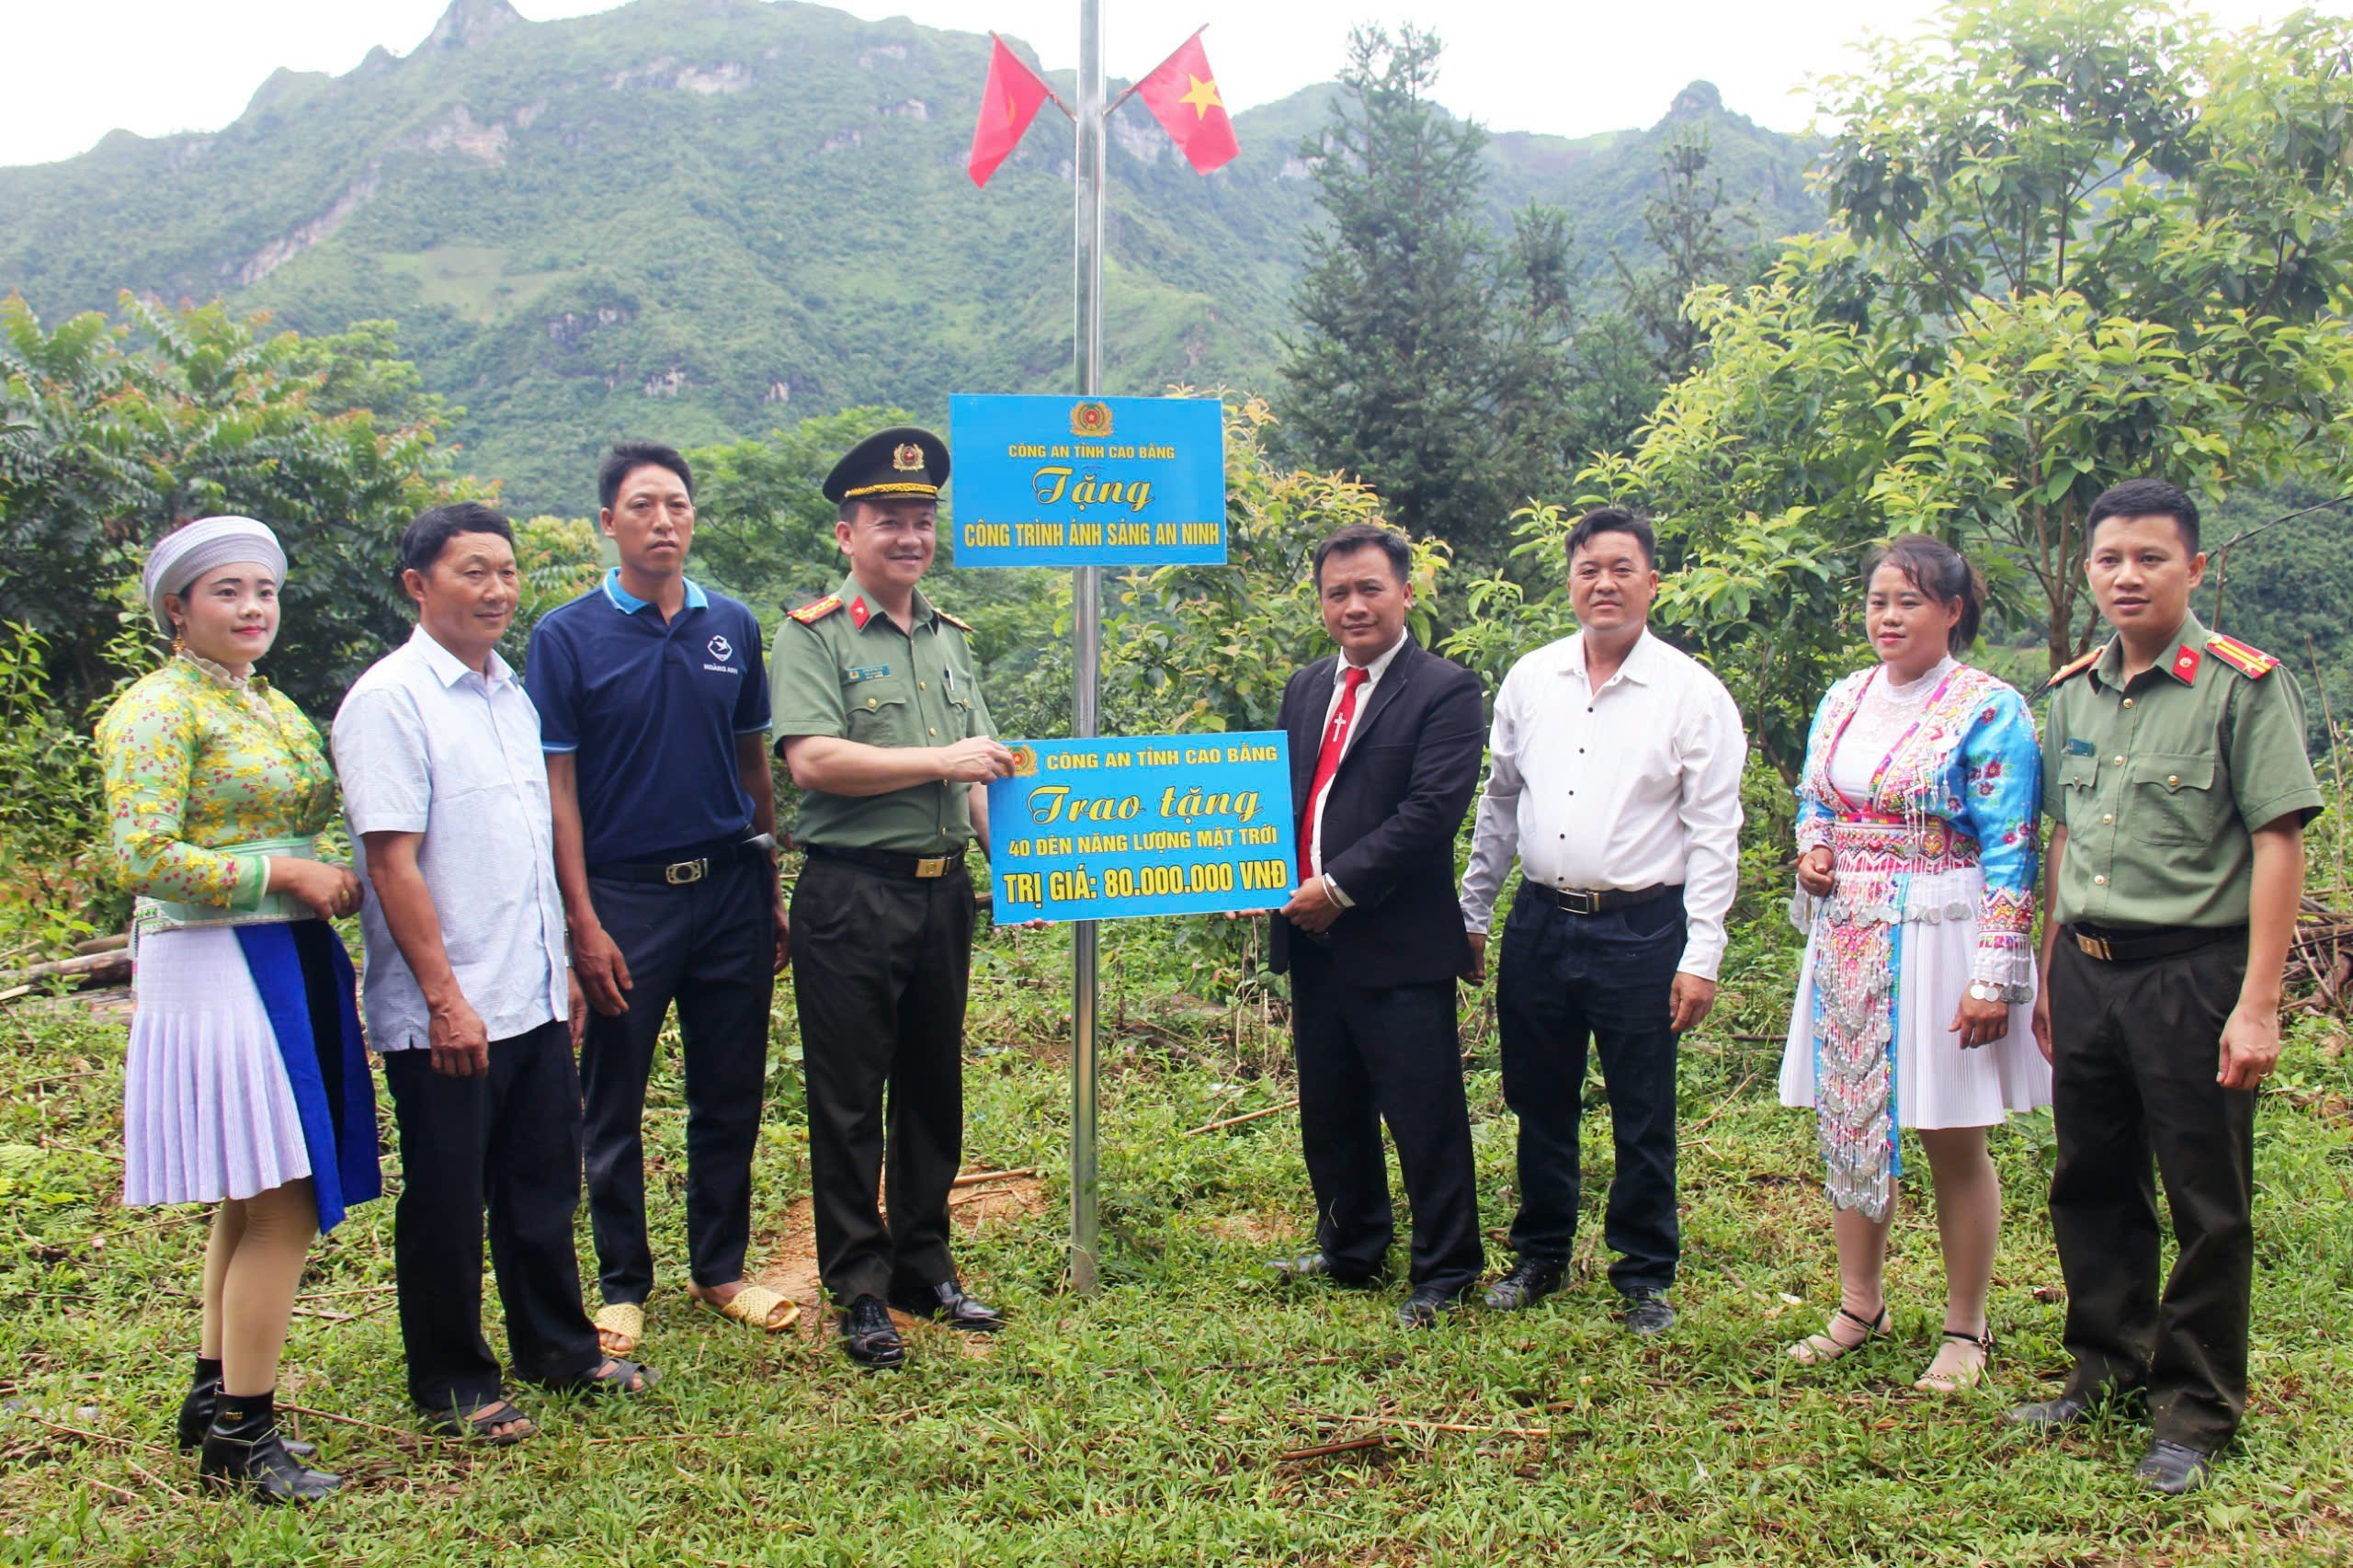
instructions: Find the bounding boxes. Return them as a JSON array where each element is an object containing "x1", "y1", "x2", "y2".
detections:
[
  {"x1": 848, "y1": 597, "x2": 871, "y2": 630},
  {"x1": 2170, "y1": 643, "x2": 2201, "y2": 684}
]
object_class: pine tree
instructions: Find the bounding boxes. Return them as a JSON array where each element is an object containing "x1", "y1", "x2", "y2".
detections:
[{"x1": 1279, "y1": 27, "x2": 1515, "y2": 562}]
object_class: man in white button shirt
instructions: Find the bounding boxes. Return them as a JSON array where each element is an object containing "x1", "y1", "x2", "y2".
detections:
[
  {"x1": 335, "y1": 504, "x2": 654, "y2": 1444},
  {"x1": 1459, "y1": 507, "x2": 1746, "y2": 1335}
]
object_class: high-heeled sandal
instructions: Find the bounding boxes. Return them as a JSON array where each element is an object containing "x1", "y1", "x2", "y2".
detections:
[
  {"x1": 1913, "y1": 1326, "x2": 1995, "y2": 1393},
  {"x1": 1786, "y1": 1304, "x2": 1890, "y2": 1365}
]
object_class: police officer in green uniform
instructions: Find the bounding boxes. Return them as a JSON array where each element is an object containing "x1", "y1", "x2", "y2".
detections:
[
  {"x1": 2017, "y1": 478, "x2": 2323, "y2": 1494},
  {"x1": 770, "y1": 426, "x2": 1017, "y2": 1369}
]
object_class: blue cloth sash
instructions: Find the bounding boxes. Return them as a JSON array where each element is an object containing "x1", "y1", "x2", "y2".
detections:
[{"x1": 233, "y1": 924, "x2": 381, "y2": 1232}]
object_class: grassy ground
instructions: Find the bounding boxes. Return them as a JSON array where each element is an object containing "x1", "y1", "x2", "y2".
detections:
[{"x1": 4, "y1": 924, "x2": 2352, "y2": 1566}]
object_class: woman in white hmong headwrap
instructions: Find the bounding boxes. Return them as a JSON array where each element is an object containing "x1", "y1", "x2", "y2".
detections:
[{"x1": 97, "y1": 517, "x2": 380, "y2": 1504}]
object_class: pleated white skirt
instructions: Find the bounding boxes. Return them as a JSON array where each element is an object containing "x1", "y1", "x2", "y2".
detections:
[
  {"x1": 1779, "y1": 893, "x2": 2052, "y2": 1130},
  {"x1": 122, "y1": 925, "x2": 314, "y2": 1206}
]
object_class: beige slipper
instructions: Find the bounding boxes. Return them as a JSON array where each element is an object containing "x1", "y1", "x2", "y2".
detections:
[
  {"x1": 701, "y1": 1282, "x2": 800, "y2": 1334},
  {"x1": 593, "y1": 1301, "x2": 644, "y2": 1356}
]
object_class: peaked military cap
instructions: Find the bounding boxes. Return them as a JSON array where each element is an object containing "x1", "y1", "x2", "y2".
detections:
[{"x1": 824, "y1": 426, "x2": 950, "y2": 506}]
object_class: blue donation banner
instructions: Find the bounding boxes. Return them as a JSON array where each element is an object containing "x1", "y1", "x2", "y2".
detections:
[
  {"x1": 986, "y1": 733, "x2": 1295, "y2": 923},
  {"x1": 949, "y1": 393, "x2": 1227, "y2": 567}
]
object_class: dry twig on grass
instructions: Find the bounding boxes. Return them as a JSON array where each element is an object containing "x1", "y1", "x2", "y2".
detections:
[
  {"x1": 1278, "y1": 1434, "x2": 1388, "y2": 1462},
  {"x1": 1183, "y1": 1098, "x2": 1299, "y2": 1137},
  {"x1": 949, "y1": 1168, "x2": 1036, "y2": 1188}
]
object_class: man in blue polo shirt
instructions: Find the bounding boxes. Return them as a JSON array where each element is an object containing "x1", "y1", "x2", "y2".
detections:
[{"x1": 524, "y1": 440, "x2": 797, "y2": 1356}]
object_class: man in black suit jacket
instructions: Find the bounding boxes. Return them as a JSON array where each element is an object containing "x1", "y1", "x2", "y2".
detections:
[{"x1": 1268, "y1": 523, "x2": 1488, "y2": 1326}]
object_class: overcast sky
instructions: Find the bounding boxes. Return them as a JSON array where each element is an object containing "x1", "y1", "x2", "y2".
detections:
[{"x1": 1, "y1": 0, "x2": 2305, "y2": 167}]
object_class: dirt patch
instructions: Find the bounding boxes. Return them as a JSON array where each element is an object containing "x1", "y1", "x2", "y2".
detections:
[
  {"x1": 1205, "y1": 1210, "x2": 1291, "y2": 1246},
  {"x1": 750, "y1": 1171, "x2": 1047, "y2": 1350}
]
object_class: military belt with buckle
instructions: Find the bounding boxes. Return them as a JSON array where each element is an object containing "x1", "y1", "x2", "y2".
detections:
[
  {"x1": 1530, "y1": 882, "x2": 1679, "y2": 916},
  {"x1": 2065, "y1": 922, "x2": 2243, "y2": 965},
  {"x1": 802, "y1": 843, "x2": 967, "y2": 881}
]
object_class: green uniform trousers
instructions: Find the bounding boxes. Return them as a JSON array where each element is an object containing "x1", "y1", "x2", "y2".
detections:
[
  {"x1": 2047, "y1": 932, "x2": 2256, "y2": 1452},
  {"x1": 790, "y1": 853, "x2": 973, "y2": 1306}
]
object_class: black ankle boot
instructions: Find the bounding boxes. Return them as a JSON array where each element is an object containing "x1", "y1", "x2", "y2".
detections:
[
  {"x1": 199, "y1": 1390, "x2": 339, "y2": 1505},
  {"x1": 175, "y1": 1357, "x2": 222, "y2": 1451},
  {"x1": 177, "y1": 1359, "x2": 315, "y2": 1459}
]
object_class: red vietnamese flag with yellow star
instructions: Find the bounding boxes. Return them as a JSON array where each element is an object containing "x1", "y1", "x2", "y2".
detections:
[
  {"x1": 968, "y1": 34, "x2": 1053, "y2": 187},
  {"x1": 1134, "y1": 28, "x2": 1239, "y2": 174}
]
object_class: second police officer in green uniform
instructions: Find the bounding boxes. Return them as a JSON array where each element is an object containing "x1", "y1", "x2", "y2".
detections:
[
  {"x1": 769, "y1": 427, "x2": 1017, "y2": 1369},
  {"x1": 2018, "y1": 478, "x2": 2323, "y2": 1494}
]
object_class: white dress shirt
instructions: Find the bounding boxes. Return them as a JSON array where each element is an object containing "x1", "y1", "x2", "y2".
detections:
[
  {"x1": 333, "y1": 626, "x2": 571, "y2": 1050},
  {"x1": 1459, "y1": 629, "x2": 1747, "y2": 979},
  {"x1": 1304, "y1": 630, "x2": 1409, "y2": 905}
]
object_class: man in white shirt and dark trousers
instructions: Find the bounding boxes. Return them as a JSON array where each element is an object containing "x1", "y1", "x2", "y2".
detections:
[
  {"x1": 335, "y1": 503, "x2": 654, "y2": 1444},
  {"x1": 1460, "y1": 508, "x2": 1746, "y2": 1335}
]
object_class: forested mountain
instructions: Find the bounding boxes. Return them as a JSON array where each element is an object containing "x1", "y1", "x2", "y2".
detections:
[{"x1": 0, "y1": 0, "x2": 1821, "y2": 517}]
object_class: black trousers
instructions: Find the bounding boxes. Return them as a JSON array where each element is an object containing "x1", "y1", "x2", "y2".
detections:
[
  {"x1": 1287, "y1": 941, "x2": 1483, "y2": 1296},
  {"x1": 580, "y1": 854, "x2": 775, "y2": 1303},
  {"x1": 1495, "y1": 887, "x2": 1687, "y2": 1294},
  {"x1": 2048, "y1": 936, "x2": 2256, "y2": 1452},
  {"x1": 382, "y1": 1020, "x2": 600, "y2": 1411},
  {"x1": 790, "y1": 855, "x2": 972, "y2": 1305}
]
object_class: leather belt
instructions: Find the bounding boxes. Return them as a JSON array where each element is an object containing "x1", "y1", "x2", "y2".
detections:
[
  {"x1": 590, "y1": 838, "x2": 767, "y2": 886},
  {"x1": 2066, "y1": 922, "x2": 2244, "y2": 964},
  {"x1": 802, "y1": 843, "x2": 967, "y2": 880},
  {"x1": 1529, "y1": 881, "x2": 1680, "y2": 916}
]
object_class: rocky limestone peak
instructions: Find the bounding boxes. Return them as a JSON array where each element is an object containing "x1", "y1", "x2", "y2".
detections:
[
  {"x1": 1664, "y1": 80, "x2": 1724, "y2": 120},
  {"x1": 422, "y1": 0, "x2": 525, "y2": 52}
]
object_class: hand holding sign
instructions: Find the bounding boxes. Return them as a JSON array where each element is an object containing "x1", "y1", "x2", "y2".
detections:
[{"x1": 938, "y1": 736, "x2": 1019, "y2": 783}]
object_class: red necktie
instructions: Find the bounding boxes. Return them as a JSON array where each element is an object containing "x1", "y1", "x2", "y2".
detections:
[{"x1": 1300, "y1": 665, "x2": 1369, "y2": 881}]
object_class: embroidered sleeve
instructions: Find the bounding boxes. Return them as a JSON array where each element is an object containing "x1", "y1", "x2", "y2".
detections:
[
  {"x1": 95, "y1": 677, "x2": 266, "y2": 910},
  {"x1": 1794, "y1": 686, "x2": 1840, "y2": 855},
  {"x1": 1955, "y1": 684, "x2": 2041, "y2": 997}
]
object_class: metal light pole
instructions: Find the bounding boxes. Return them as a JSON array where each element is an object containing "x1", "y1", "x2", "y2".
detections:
[{"x1": 1068, "y1": 0, "x2": 1106, "y2": 1295}]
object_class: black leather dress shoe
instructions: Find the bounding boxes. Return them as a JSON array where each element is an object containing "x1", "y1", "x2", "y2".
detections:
[
  {"x1": 1620, "y1": 1289, "x2": 1676, "y2": 1336},
  {"x1": 2134, "y1": 1439, "x2": 2213, "y2": 1494},
  {"x1": 1269, "y1": 1252, "x2": 1378, "y2": 1289},
  {"x1": 2007, "y1": 1392, "x2": 2097, "y2": 1430},
  {"x1": 889, "y1": 1279, "x2": 1006, "y2": 1333},
  {"x1": 1396, "y1": 1287, "x2": 1467, "y2": 1329},
  {"x1": 1484, "y1": 1258, "x2": 1564, "y2": 1311},
  {"x1": 838, "y1": 1296, "x2": 906, "y2": 1369}
]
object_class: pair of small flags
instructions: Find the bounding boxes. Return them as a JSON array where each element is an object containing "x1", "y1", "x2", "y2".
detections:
[{"x1": 968, "y1": 28, "x2": 1239, "y2": 186}]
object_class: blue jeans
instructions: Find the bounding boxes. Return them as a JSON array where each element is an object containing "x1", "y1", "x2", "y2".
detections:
[{"x1": 1495, "y1": 885, "x2": 1686, "y2": 1294}]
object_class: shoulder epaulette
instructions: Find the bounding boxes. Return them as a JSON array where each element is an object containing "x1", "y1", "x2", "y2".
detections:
[
  {"x1": 2043, "y1": 644, "x2": 2106, "y2": 690},
  {"x1": 2206, "y1": 632, "x2": 2279, "y2": 679},
  {"x1": 788, "y1": 595, "x2": 842, "y2": 625},
  {"x1": 934, "y1": 606, "x2": 975, "y2": 633}
]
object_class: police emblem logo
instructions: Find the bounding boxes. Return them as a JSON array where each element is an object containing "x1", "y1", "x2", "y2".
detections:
[
  {"x1": 892, "y1": 442, "x2": 925, "y2": 472},
  {"x1": 1010, "y1": 744, "x2": 1040, "y2": 778},
  {"x1": 1070, "y1": 400, "x2": 1112, "y2": 438},
  {"x1": 707, "y1": 633, "x2": 733, "y2": 662}
]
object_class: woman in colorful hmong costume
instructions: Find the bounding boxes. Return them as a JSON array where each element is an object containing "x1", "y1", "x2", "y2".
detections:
[
  {"x1": 97, "y1": 517, "x2": 381, "y2": 1503},
  {"x1": 1778, "y1": 535, "x2": 2048, "y2": 1393}
]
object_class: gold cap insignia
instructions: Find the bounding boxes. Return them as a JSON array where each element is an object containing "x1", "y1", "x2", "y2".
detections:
[
  {"x1": 1070, "y1": 401, "x2": 1112, "y2": 438},
  {"x1": 892, "y1": 442, "x2": 925, "y2": 472}
]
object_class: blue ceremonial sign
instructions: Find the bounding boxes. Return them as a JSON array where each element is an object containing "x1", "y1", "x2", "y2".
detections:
[
  {"x1": 986, "y1": 733, "x2": 1295, "y2": 923},
  {"x1": 948, "y1": 393, "x2": 1226, "y2": 567}
]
